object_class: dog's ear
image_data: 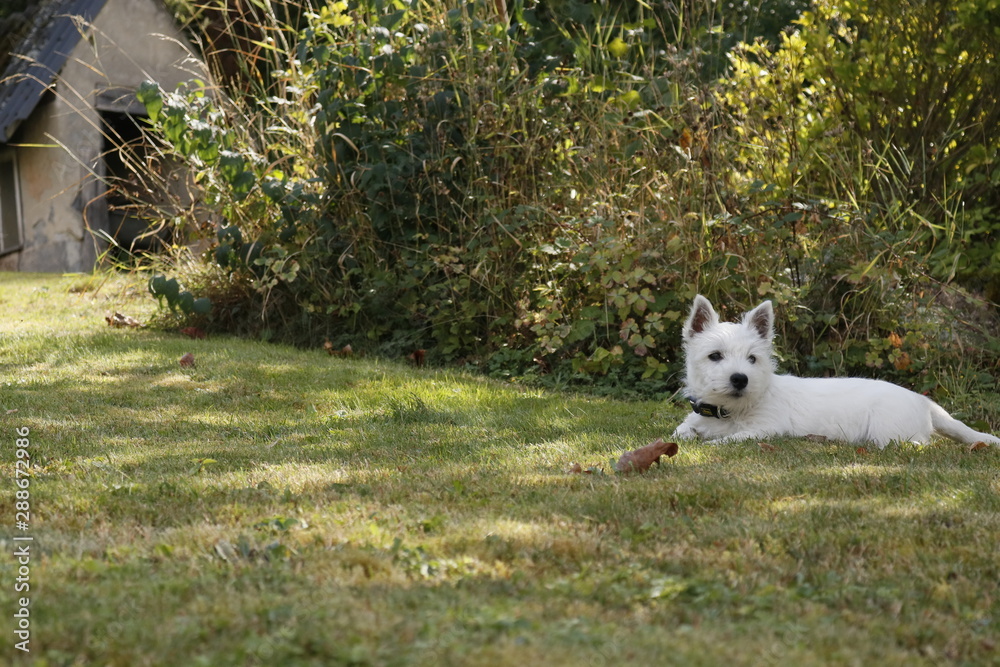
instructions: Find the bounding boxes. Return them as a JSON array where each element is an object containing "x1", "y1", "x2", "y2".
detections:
[
  {"x1": 684, "y1": 295, "x2": 718, "y2": 339},
  {"x1": 744, "y1": 300, "x2": 774, "y2": 341}
]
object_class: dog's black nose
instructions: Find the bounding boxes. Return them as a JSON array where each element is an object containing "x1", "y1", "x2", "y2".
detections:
[{"x1": 730, "y1": 373, "x2": 748, "y2": 391}]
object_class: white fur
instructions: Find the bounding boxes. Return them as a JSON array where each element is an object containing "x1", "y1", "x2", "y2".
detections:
[{"x1": 672, "y1": 295, "x2": 1000, "y2": 448}]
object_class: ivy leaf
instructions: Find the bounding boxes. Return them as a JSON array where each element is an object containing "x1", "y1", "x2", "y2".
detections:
[
  {"x1": 149, "y1": 274, "x2": 180, "y2": 301},
  {"x1": 608, "y1": 37, "x2": 628, "y2": 59},
  {"x1": 192, "y1": 298, "x2": 213, "y2": 315},
  {"x1": 136, "y1": 80, "x2": 163, "y2": 121}
]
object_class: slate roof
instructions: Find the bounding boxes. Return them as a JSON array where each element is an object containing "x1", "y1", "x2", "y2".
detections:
[{"x1": 0, "y1": 0, "x2": 107, "y2": 143}]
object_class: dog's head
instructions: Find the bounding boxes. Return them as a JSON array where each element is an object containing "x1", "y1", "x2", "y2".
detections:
[{"x1": 681, "y1": 295, "x2": 775, "y2": 411}]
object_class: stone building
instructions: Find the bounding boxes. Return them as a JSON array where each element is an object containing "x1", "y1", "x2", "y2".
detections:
[{"x1": 0, "y1": 0, "x2": 199, "y2": 271}]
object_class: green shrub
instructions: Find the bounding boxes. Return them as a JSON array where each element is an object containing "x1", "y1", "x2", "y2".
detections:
[
  {"x1": 722, "y1": 0, "x2": 1000, "y2": 297},
  {"x1": 139, "y1": 0, "x2": 1000, "y2": 397},
  {"x1": 138, "y1": 0, "x2": 726, "y2": 384}
]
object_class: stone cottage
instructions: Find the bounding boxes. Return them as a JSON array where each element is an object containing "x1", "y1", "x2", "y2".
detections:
[{"x1": 0, "y1": 0, "x2": 200, "y2": 272}]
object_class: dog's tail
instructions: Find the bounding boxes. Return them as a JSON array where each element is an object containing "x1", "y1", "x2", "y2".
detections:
[{"x1": 929, "y1": 401, "x2": 1000, "y2": 447}]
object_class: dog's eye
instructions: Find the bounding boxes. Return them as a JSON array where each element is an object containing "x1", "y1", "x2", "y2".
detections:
[
  {"x1": 748, "y1": 355, "x2": 757, "y2": 364},
  {"x1": 708, "y1": 352, "x2": 723, "y2": 362}
]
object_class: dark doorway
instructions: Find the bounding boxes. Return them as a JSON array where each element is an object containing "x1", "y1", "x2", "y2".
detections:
[{"x1": 100, "y1": 109, "x2": 172, "y2": 260}]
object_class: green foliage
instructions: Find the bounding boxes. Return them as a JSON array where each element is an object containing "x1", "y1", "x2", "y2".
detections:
[
  {"x1": 722, "y1": 0, "x2": 1000, "y2": 297},
  {"x1": 140, "y1": 0, "x2": 729, "y2": 390},
  {"x1": 141, "y1": 0, "x2": 1000, "y2": 396},
  {"x1": 148, "y1": 273, "x2": 212, "y2": 315},
  {"x1": 704, "y1": 0, "x2": 1000, "y2": 384}
]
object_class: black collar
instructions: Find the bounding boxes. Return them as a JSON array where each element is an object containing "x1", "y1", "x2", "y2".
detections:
[{"x1": 687, "y1": 397, "x2": 730, "y2": 419}]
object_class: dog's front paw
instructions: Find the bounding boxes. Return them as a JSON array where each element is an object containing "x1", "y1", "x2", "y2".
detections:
[{"x1": 672, "y1": 420, "x2": 701, "y2": 440}]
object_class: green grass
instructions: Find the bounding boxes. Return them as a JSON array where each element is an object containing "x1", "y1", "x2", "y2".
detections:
[{"x1": 1, "y1": 272, "x2": 999, "y2": 666}]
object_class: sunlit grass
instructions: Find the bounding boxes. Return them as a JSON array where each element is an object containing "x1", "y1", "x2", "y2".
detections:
[{"x1": 1, "y1": 272, "x2": 999, "y2": 665}]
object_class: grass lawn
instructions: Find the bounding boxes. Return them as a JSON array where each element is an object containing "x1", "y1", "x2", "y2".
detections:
[{"x1": 1, "y1": 272, "x2": 999, "y2": 666}]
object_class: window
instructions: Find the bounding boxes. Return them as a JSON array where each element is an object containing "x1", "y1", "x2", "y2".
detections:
[{"x1": 0, "y1": 147, "x2": 23, "y2": 255}]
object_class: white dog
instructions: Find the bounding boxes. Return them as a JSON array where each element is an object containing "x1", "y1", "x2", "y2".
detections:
[{"x1": 672, "y1": 295, "x2": 1000, "y2": 448}]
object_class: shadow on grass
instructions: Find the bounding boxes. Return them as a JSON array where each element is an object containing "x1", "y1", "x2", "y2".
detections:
[{"x1": 8, "y1": 327, "x2": 998, "y2": 557}]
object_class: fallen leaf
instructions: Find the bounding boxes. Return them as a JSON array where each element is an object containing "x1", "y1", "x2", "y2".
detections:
[
  {"x1": 6, "y1": 409, "x2": 18, "y2": 415},
  {"x1": 615, "y1": 438, "x2": 679, "y2": 474},
  {"x1": 893, "y1": 351, "x2": 912, "y2": 371},
  {"x1": 567, "y1": 462, "x2": 583, "y2": 474},
  {"x1": 533, "y1": 356, "x2": 550, "y2": 373},
  {"x1": 758, "y1": 442, "x2": 776, "y2": 452},
  {"x1": 324, "y1": 341, "x2": 354, "y2": 357},
  {"x1": 856, "y1": 446, "x2": 870, "y2": 455},
  {"x1": 888, "y1": 332, "x2": 903, "y2": 348},
  {"x1": 969, "y1": 441, "x2": 989, "y2": 452},
  {"x1": 678, "y1": 127, "x2": 693, "y2": 151},
  {"x1": 179, "y1": 352, "x2": 196, "y2": 368},
  {"x1": 180, "y1": 326, "x2": 206, "y2": 339},
  {"x1": 105, "y1": 312, "x2": 142, "y2": 328}
]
